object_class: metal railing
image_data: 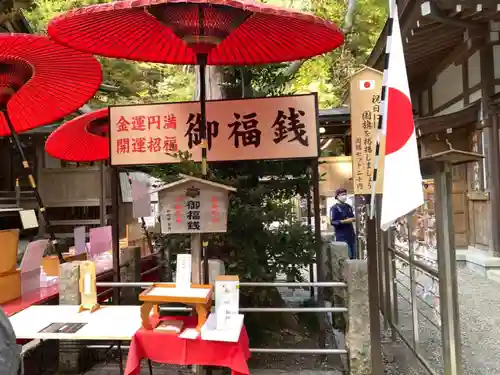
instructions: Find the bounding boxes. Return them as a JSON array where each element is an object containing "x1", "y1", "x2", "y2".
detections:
[
  {"x1": 379, "y1": 170, "x2": 462, "y2": 375},
  {"x1": 93, "y1": 281, "x2": 349, "y2": 356}
]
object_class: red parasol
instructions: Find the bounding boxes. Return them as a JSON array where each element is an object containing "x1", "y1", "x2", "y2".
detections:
[
  {"x1": 0, "y1": 34, "x2": 102, "y2": 136},
  {"x1": 45, "y1": 108, "x2": 109, "y2": 162},
  {"x1": 47, "y1": 0, "x2": 344, "y2": 65},
  {"x1": 0, "y1": 34, "x2": 102, "y2": 262}
]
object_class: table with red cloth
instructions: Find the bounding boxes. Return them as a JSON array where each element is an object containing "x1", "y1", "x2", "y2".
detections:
[{"x1": 125, "y1": 315, "x2": 250, "y2": 375}]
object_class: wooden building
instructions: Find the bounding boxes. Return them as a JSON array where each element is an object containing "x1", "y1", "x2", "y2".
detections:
[{"x1": 366, "y1": 1, "x2": 500, "y2": 268}]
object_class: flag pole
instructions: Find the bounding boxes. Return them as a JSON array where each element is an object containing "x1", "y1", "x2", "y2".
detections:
[{"x1": 369, "y1": 0, "x2": 396, "y2": 219}]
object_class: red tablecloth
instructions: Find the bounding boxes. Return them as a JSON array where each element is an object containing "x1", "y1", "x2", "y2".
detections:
[{"x1": 125, "y1": 316, "x2": 250, "y2": 375}]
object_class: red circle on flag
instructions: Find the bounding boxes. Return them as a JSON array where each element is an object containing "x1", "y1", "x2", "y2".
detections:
[
  {"x1": 385, "y1": 87, "x2": 414, "y2": 155},
  {"x1": 363, "y1": 81, "x2": 371, "y2": 89}
]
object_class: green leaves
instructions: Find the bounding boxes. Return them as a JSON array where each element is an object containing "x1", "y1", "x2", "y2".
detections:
[{"x1": 24, "y1": 0, "x2": 195, "y2": 107}]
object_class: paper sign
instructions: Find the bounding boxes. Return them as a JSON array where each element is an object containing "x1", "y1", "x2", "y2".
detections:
[
  {"x1": 20, "y1": 239, "x2": 49, "y2": 273},
  {"x1": 176, "y1": 254, "x2": 192, "y2": 290},
  {"x1": 19, "y1": 209, "x2": 38, "y2": 229},
  {"x1": 131, "y1": 179, "x2": 151, "y2": 218},
  {"x1": 74, "y1": 226, "x2": 86, "y2": 255},
  {"x1": 215, "y1": 275, "x2": 240, "y2": 330},
  {"x1": 89, "y1": 226, "x2": 112, "y2": 256},
  {"x1": 180, "y1": 328, "x2": 200, "y2": 339}
]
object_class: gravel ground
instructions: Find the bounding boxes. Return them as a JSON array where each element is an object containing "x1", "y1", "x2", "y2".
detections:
[{"x1": 383, "y1": 264, "x2": 500, "y2": 375}]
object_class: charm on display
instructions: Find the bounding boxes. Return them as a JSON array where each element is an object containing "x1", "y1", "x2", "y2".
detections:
[{"x1": 78, "y1": 261, "x2": 100, "y2": 313}]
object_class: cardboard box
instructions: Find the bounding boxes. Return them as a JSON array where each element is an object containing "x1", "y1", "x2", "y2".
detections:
[
  {"x1": 0, "y1": 269, "x2": 21, "y2": 304},
  {"x1": 42, "y1": 252, "x2": 88, "y2": 277},
  {"x1": 0, "y1": 229, "x2": 20, "y2": 275}
]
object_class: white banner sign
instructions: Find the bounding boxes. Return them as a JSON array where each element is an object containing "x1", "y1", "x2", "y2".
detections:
[{"x1": 109, "y1": 94, "x2": 318, "y2": 166}]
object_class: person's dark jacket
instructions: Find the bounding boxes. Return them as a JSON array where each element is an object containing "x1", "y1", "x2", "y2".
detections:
[
  {"x1": 330, "y1": 202, "x2": 355, "y2": 241},
  {"x1": 0, "y1": 307, "x2": 21, "y2": 375}
]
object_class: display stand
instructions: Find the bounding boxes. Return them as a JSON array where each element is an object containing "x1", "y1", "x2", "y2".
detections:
[
  {"x1": 139, "y1": 283, "x2": 213, "y2": 331},
  {"x1": 79, "y1": 261, "x2": 100, "y2": 313}
]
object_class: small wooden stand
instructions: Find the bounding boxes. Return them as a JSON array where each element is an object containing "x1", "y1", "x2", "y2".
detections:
[
  {"x1": 78, "y1": 261, "x2": 100, "y2": 313},
  {"x1": 139, "y1": 283, "x2": 213, "y2": 331}
]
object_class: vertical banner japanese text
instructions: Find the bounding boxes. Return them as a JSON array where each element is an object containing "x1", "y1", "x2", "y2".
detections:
[{"x1": 349, "y1": 67, "x2": 385, "y2": 195}]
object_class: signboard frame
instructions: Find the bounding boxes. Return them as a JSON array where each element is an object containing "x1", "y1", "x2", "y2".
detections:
[
  {"x1": 108, "y1": 93, "x2": 320, "y2": 167},
  {"x1": 349, "y1": 67, "x2": 385, "y2": 195}
]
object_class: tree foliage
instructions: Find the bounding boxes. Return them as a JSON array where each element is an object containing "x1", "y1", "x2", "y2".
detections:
[{"x1": 24, "y1": 0, "x2": 195, "y2": 107}]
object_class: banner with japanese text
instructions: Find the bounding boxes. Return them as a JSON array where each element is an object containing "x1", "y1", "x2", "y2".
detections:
[
  {"x1": 109, "y1": 94, "x2": 318, "y2": 166},
  {"x1": 349, "y1": 67, "x2": 385, "y2": 195}
]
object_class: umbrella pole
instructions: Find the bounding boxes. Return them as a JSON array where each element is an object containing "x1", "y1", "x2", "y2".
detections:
[
  {"x1": 2, "y1": 110, "x2": 65, "y2": 263},
  {"x1": 192, "y1": 52, "x2": 209, "y2": 375},
  {"x1": 197, "y1": 53, "x2": 210, "y2": 285},
  {"x1": 99, "y1": 161, "x2": 107, "y2": 226}
]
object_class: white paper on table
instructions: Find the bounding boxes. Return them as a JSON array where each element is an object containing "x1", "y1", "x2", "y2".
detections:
[
  {"x1": 20, "y1": 239, "x2": 49, "y2": 273},
  {"x1": 74, "y1": 226, "x2": 87, "y2": 255},
  {"x1": 19, "y1": 209, "x2": 38, "y2": 229},
  {"x1": 131, "y1": 179, "x2": 151, "y2": 218},
  {"x1": 180, "y1": 328, "x2": 199, "y2": 340},
  {"x1": 146, "y1": 286, "x2": 209, "y2": 299},
  {"x1": 201, "y1": 313, "x2": 244, "y2": 343},
  {"x1": 89, "y1": 226, "x2": 112, "y2": 256},
  {"x1": 176, "y1": 254, "x2": 192, "y2": 290}
]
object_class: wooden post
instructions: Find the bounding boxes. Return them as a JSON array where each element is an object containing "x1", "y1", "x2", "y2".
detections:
[
  {"x1": 366, "y1": 213, "x2": 383, "y2": 375},
  {"x1": 99, "y1": 161, "x2": 107, "y2": 227},
  {"x1": 480, "y1": 45, "x2": 500, "y2": 256},
  {"x1": 191, "y1": 233, "x2": 202, "y2": 284}
]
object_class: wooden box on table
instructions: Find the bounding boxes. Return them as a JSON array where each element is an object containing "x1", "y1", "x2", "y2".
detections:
[
  {"x1": 41, "y1": 252, "x2": 88, "y2": 277},
  {"x1": 139, "y1": 283, "x2": 213, "y2": 331},
  {"x1": 0, "y1": 229, "x2": 21, "y2": 304}
]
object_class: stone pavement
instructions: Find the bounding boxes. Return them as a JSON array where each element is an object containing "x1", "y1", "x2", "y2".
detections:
[{"x1": 385, "y1": 264, "x2": 500, "y2": 375}]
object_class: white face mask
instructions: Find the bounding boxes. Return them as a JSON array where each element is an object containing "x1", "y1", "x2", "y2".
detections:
[{"x1": 337, "y1": 194, "x2": 347, "y2": 203}]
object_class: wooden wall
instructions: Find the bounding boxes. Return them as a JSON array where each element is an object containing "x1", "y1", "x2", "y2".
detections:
[
  {"x1": 39, "y1": 167, "x2": 111, "y2": 207},
  {"x1": 413, "y1": 39, "x2": 498, "y2": 251}
]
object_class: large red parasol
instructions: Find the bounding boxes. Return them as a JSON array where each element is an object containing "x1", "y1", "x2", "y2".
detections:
[
  {"x1": 47, "y1": 0, "x2": 344, "y2": 65},
  {"x1": 45, "y1": 108, "x2": 109, "y2": 162},
  {"x1": 0, "y1": 34, "x2": 102, "y2": 262}
]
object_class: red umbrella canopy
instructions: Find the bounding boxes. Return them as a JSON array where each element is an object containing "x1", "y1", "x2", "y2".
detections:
[
  {"x1": 45, "y1": 108, "x2": 109, "y2": 162},
  {"x1": 0, "y1": 34, "x2": 102, "y2": 136},
  {"x1": 48, "y1": 0, "x2": 344, "y2": 65}
]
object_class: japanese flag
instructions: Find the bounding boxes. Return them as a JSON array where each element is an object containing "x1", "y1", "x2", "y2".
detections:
[
  {"x1": 380, "y1": 4, "x2": 424, "y2": 231},
  {"x1": 359, "y1": 80, "x2": 375, "y2": 90}
]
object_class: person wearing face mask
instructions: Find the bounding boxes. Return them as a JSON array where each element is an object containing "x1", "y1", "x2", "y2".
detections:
[{"x1": 330, "y1": 188, "x2": 356, "y2": 259}]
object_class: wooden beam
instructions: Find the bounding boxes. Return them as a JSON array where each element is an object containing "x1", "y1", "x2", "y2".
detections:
[
  {"x1": 463, "y1": 57, "x2": 470, "y2": 105},
  {"x1": 421, "y1": 1, "x2": 482, "y2": 28},
  {"x1": 437, "y1": 0, "x2": 500, "y2": 10}
]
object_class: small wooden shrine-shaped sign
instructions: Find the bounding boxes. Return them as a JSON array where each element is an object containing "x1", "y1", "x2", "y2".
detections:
[{"x1": 152, "y1": 174, "x2": 236, "y2": 234}]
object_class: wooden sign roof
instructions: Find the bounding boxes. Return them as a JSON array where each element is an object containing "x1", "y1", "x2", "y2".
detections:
[{"x1": 150, "y1": 174, "x2": 237, "y2": 194}]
